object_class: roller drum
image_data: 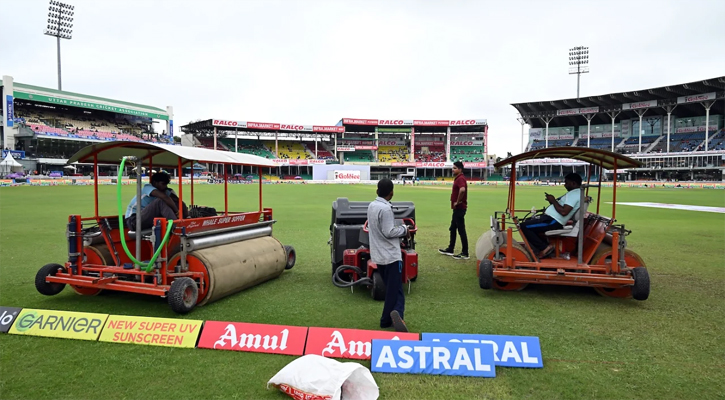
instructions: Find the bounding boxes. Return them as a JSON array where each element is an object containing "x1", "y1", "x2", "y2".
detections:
[
  {"x1": 185, "y1": 226, "x2": 273, "y2": 252},
  {"x1": 189, "y1": 236, "x2": 287, "y2": 306}
]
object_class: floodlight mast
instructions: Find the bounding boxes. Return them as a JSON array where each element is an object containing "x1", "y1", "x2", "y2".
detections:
[
  {"x1": 568, "y1": 46, "x2": 589, "y2": 99},
  {"x1": 44, "y1": 0, "x2": 75, "y2": 90}
]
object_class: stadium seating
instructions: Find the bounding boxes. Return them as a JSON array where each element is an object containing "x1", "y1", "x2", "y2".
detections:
[
  {"x1": 450, "y1": 146, "x2": 485, "y2": 162},
  {"x1": 619, "y1": 135, "x2": 660, "y2": 154},
  {"x1": 415, "y1": 143, "x2": 445, "y2": 162},
  {"x1": 344, "y1": 150, "x2": 374, "y2": 162},
  {"x1": 266, "y1": 141, "x2": 312, "y2": 160},
  {"x1": 377, "y1": 146, "x2": 408, "y2": 162},
  {"x1": 302, "y1": 142, "x2": 335, "y2": 160},
  {"x1": 219, "y1": 139, "x2": 274, "y2": 158}
]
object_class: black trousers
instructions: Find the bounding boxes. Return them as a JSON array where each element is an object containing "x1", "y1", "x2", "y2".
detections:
[
  {"x1": 448, "y1": 209, "x2": 469, "y2": 255},
  {"x1": 379, "y1": 261, "x2": 405, "y2": 328},
  {"x1": 520, "y1": 214, "x2": 563, "y2": 253}
]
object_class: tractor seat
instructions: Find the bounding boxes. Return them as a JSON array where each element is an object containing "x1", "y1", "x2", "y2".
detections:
[
  {"x1": 545, "y1": 196, "x2": 592, "y2": 238},
  {"x1": 127, "y1": 228, "x2": 153, "y2": 237}
]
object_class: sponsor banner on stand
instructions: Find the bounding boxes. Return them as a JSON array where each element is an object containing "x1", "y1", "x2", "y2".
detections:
[
  {"x1": 451, "y1": 140, "x2": 484, "y2": 146},
  {"x1": 463, "y1": 162, "x2": 487, "y2": 168},
  {"x1": 198, "y1": 321, "x2": 308, "y2": 356},
  {"x1": 5, "y1": 95, "x2": 14, "y2": 127},
  {"x1": 334, "y1": 170, "x2": 361, "y2": 182},
  {"x1": 556, "y1": 107, "x2": 599, "y2": 116},
  {"x1": 413, "y1": 120, "x2": 449, "y2": 127},
  {"x1": 558, "y1": 134, "x2": 575, "y2": 140},
  {"x1": 305, "y1": 327, "x2": 419, "y2": 360},
  {"x1": 415, "y1": 141, "x2": 444, "y2": 147},
  {"x1": 622, "y1": 100, "x2": 657, "y2": 110},
  {"x1": 313, "y1": 126, "x2": 345, "y2": 133},
  {"x1": 9, "y1": 309, "x2": 108, "y2": 340},
  {"x1": 371, "y1": 339, "x2": 496, "y2": 377},
  {"x1": 422, "y1": 333, "x2": 543, "y2": 368},
  {"x1": 450, "y1": 119, "x2": 487, "y2": 126},
  {"x1": 378, "y1": 139, "x2": 405, "y2": 146},
  {"x1": 675, "y1": 126, "x2": 719, "y2": 133},
  {"x1": 378, "y1": 119, "x2": 414, "y2": 126},
  {"x1": 0, "y1": 307, "x2": 22, "y2": 333},
  {"x1": 355, "y1": 145, "x2": 378, "y2": 150},
  {"x1": 677, "y1": 92, "x2": 716, "y2": 104},
  {"x1": 378, "y1": 127, "x2": 412, "y2": 133},
  {"x1": 213, "y1": 119, "x2": 247, "y2": 128},
  {"x1": 342, "y1": 118, "x2": 379, "y2": 125},
  {"x1": 280, "y1": 124, "x2": 312, "y2": 132},
  {"x1": 99, "y1": 315, "x2": 202, "y2": 348},
  {"x1": 272, "y1": 159, "x2": 326, "y2": 166},
  {"x1": 336, "y1": 146, "x2": 356, "y2": 152}
]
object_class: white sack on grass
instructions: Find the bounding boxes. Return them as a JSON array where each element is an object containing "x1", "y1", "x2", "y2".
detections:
[{"x1": 267, "y1": 354, "x2": 379, "y2": 400}]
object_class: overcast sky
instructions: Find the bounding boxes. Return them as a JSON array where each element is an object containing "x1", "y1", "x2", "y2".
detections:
[{"x1": 1, "y1": 0, "x2": 724, "y2": 155}]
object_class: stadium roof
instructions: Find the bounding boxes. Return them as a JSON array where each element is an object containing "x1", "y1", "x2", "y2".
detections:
[
  {"x1": 512, "y1": 76, "x2": 725, "y2": 128},
  {"x1": 181, "y1": 119, "x2": 344, "y2": 135},
  {"x1": 1, "y1": 80, "x2": 169, "y2": 120},
  {"x1": 494, "y1": 147, "x2": 642, "y2": 170}
]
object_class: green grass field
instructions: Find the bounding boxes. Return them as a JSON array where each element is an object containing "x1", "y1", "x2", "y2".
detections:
[{"x1": 0, "y1": 183, "x2": 723, "y2": 400}]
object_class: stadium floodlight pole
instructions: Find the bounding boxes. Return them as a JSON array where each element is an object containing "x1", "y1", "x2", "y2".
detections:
[
  {"x1": 44, "y1": 0, "x2": 74, "y2": 90},
  {"x1": 568, "y1": 46, "x2": 589, "y2": 99},
  {"x1": 516, "y1": 115, "x2": 526, "y2": 153}
]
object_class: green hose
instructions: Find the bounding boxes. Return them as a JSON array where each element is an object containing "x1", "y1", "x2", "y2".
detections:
[{"x1": 117, "y1": 157, "x2": 175, "y2": 273}]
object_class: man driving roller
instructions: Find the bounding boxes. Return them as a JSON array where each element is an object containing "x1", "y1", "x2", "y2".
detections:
[
  {"x1": 125, "y1": 172, "x2": 188, "y2": 231},
  {"x1": 520, "y1": 172, "x2": 582, "y2": 258}
]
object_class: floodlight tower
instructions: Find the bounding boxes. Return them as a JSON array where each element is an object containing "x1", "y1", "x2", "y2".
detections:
[
  {"x1": 44, "y1": 0, "x2": 75, "y2": 90},
  {"x1": 568, "y1": 46, "x2": 589, "y2": 99}
]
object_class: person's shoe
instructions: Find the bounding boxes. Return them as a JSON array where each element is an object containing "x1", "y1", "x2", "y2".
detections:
[
  {"x1": 390, "y1": 310, "x2": 408, "y2": 333},
  {"x1": 452, "y1": 253, "x2": 470, "y2": 260},
  {"x1": 538, "y1": 245, "x2": 555, "y2": 259},
  {"x1": 438, "y1": 248, "x2": 454, "y2": 256}
]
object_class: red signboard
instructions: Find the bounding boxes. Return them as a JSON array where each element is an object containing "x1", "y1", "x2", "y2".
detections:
[
  {"x1": 313, "y1": 126, "x2": 345, "y2": 133},
  {"x1": 342, "y1": 118, "x2": 379, "y2": 125},
  {"x1": 413, "y1": 120, "x2": 449, "y2": 127},
  {"x1": 305, "y1": 327, "x2": 419, "y2": 360},
  {"x1": 247, "y1": 122, "x2": 282, "y2": 130},
  {"x1": 355, "y1": 145, "x2": 378, "y2": 150},
  {"x1": 463, "y1": 162, "x2": 487, "y2": 168},
  {"x1": 198, "y1": 321, "x2": 308, "y2": 356}
]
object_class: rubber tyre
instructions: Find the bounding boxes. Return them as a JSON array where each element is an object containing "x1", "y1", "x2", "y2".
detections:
[
  {"x1": 284, "y1": 245, "x2": 296, "y2": 270},
  {"x1": 168, "y1": 277, "x2": 198, "y2": 314},
  {"x1": 631, "y1": 267, "x2": 650, "y2": 301},
  {"x1": 35, "y1": 264, "x2": 66, "y2": 296},
  {"x1": 479, "y1": 260, "x2": 494, "y2": 290},
  {"x1": 371, "y1": 271, "x2": 386, "y2": 301}
]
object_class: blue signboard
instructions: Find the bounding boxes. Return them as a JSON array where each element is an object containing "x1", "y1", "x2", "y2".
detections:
[
  {"x1": 2, "y1": 150, "x2": 25, "y2": 159},
  {"x1": 421, "y1": 333, "x2": 543, "y2": 368},
  {"x1": 371, "y1": 339, "x2": 496, "y2": 378},
  {"x1": 6, "y1": 95, "x2": 14, "y2": 127}
]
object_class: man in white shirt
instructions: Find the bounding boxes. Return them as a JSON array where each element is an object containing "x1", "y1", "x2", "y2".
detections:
[
  {"x1": 520, "y1": 173, "x2": 582, "y2": 258},
  {"x1": 125, "y1": 172, "x2": 188, "y2": 231}
]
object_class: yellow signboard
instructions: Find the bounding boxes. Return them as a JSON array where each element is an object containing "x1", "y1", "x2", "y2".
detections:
[
  {"x1": 9, "y1": 309, "x2": 108, "y2": 341},
  {"x1": 99, "y1": 315, "x2": 203, "y2": 348}
]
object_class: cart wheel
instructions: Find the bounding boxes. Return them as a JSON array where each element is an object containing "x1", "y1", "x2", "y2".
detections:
[
  {"x1": 479, "y1": 260, "x2": 493, "y2": 290},
  {"x1": 168, "y1": 277, "x2": 198, "y2": 314},
  {"x1": 371, "y1": 271, "x2": 386, "y2": 301},
  {"x1": 35, "y1": 264, "x2": 67, "y2": 296},
  {"x1": 71, "y1": 285, "x2": 103, "y2": 296},
  {"x1": 284, "y1": 245, "x2": 296, "y2": 270},
  {"x1": 631, "y1": 267, "x2": 650, "y2": 301},
  {"x1": 493, "y1": 280, "x2": 528, "y2": 291}
]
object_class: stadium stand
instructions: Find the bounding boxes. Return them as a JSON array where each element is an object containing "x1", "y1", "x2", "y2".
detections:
[
  {"x1": 344, "y1": 150, "x2": 374, "y2": 162},
  {"x1": 220, "y1": 139, "x2": 275, "y2": 158},
  {"x1": 266, "y1": 141, "x2": 312, "y2": 160},
  {"x1": 302, "y1": 142, "x2": 335, "y2": 160},
  {"x1": 377, "y1": 146, "x2": 408, "y2": 162},
  {"x1": 450, "y1": 146, "x2": 485, "y2": 162}
]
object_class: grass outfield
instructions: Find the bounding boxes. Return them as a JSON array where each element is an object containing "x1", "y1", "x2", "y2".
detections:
[{"x1": 0, "y1": 183, "x2": 723, "y2": 400}]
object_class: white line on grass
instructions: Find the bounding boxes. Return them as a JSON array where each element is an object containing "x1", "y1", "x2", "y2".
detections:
[{"x1": 612, "y1": 202, "x2": 725, "y2": 214}]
